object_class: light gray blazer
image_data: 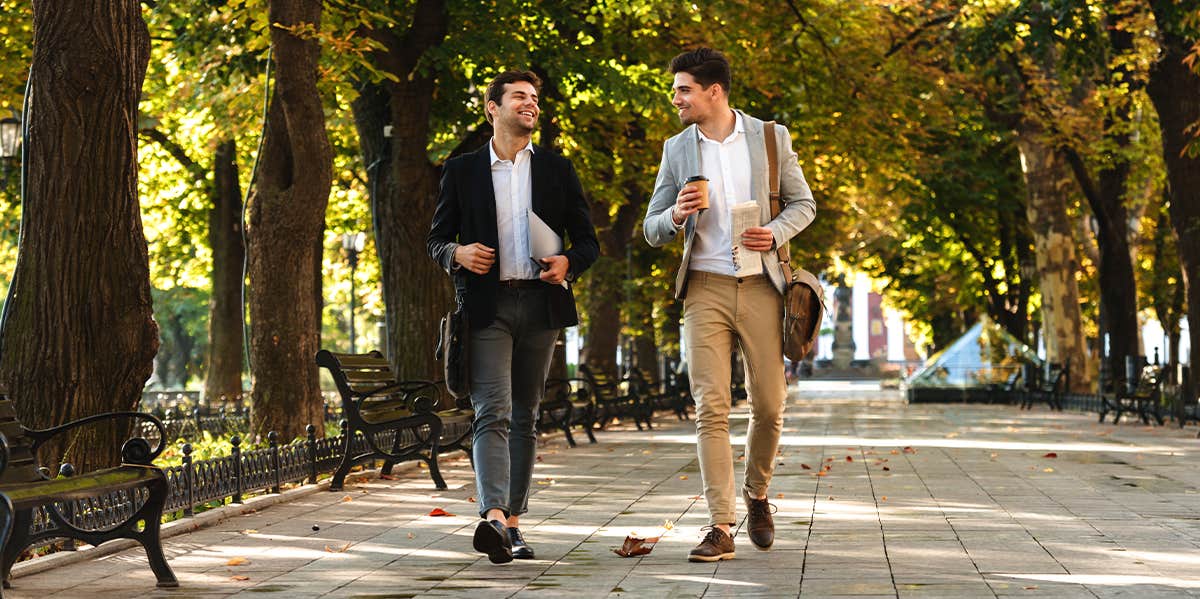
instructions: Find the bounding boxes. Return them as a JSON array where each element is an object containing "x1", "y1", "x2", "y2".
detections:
[{"x1": 644, "y1": 110, "x2": 817, "y2": 299}]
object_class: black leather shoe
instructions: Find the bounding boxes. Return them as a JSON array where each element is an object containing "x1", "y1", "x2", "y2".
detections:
[
  {"x1": 473, "y1": 519, "x2": 513, "y2": 564},
  {"x1": 508, "y1": 527, "x2": 535, "y2": 559}
]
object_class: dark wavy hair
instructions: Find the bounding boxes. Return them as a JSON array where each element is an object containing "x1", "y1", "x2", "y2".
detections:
[
  {"x1": 483, "y1": 70, "x2": 542, "y2": 124},
  {"x1": 668, "y1": 48, "x2": 731, "y2": 94}
]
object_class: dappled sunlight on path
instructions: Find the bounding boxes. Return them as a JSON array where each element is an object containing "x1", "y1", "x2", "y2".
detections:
[{"x1": 9, "y1": 385, "x2": 1200, "y2": 597}]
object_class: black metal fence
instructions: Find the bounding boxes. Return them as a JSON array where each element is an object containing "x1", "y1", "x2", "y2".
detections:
[{"x1": 26, "y1": 420, "x2": 436, "y2": 555}]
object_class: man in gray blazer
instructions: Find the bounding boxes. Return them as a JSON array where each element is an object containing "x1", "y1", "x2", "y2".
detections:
[{"x1": 644, "y1": 48, "x2": 816, "y2": 562}]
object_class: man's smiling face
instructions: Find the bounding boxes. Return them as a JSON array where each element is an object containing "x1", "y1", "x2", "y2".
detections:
[
  {"x1": 671, "y1": 71, "x2": 720, "y2": 126},
  {"x1": 489, "y1": 80, "x2": 540, "y2": 134}
]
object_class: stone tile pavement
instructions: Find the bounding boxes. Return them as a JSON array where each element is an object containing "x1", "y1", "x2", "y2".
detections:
[{"x1": 9, "y1": 381, "x2": 1200, "y2": 598}]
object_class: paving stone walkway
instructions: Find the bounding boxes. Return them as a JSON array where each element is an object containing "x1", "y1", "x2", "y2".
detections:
[{"x1": 10, "y1": 382, "x2": 1200, "y2": 598}]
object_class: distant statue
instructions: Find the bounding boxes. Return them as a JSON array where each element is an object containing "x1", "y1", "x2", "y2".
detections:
[{"x1": 831, "y1": 273, "x2": 855, "y2": 369}]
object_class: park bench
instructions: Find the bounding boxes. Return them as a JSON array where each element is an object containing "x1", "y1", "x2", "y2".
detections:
[
  {"x1": 0, "y1": 394, "x2": 177, "y2": 595},
  {"x1": 1101, "y1": 362, "x2": 1165, "y2": 426},
  {"x1": 989, "y1": 368, "x2": 1022, "y2": 404},
  {"x1": 1020, "y1": 362, "x2": 1067, "y2": 411},
  {"x1": 316, "y1": 350, "x2": 473, "y2": 491},
  {"x1": 579, "y1": 364, "x2": 651, "y2": 431},
  {"x1": 628, "y1": 367, "x2": 689, "y2": 421},
  {"x1": 540, "y1": 378, "x2": 597, "y2": 447}
]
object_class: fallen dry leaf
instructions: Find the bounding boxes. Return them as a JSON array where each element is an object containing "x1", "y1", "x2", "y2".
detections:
[
  {"x1": 614, "y1": 535, "x2": 659, "y2": 557},
  {"x1": 945, "y1": 432, "x2": 959, "y2": 438},
  {"x1": 324, "y1": 542, "x2": 352, "y2": 553},
  {"x1": 689, "y1": 495, "x2": 702, "y2": 500},
  {"x1": 824, "y1": 457, "x2": 834, "y2": 463},
  {"x1": 341, "y1": 495, "x2": 354, "y2": 503},
  {"x1": 663, "y1": 520, "x2": 675, "y2": 530},
  {"x1": 642, "y1": 450, "x2": 652, "y2": 455},
  {"x1": 231, "y1": 575, "x2": 250, "y2": 581},
  {"x1": 845, "y1": 456, "x2": 854, "y2": 462},
  {"x1": 226, "y1": 557, "x2": 249, "y2": 566},
  {"x1": 902, "y1": 446, "x2": 916, "y2": 454},
  {"x1": 882, "y1": 466, "x2": 891, "y2": 471},
  {"x1": 815, "y1": 471, "x2": 827, "y2": 477},
  {"x1": 536, "y1": 455, "x2": 544, "y2": 462},
  {"x1": 240, "y1": 529, "x2": 258, "y2": 535},
  {"x1": 679, "y1": 475, "x2": 689, "y2": 480},
  {"x1": 467, "y1": 496, "x2": 477, "y2": 503},
  {"x1": 1043, "y1": 468, "x2": 1054, "y2": 473},
  {"x1": 881, "y1": 496, "x2": 888, "y2": 501},
  {"x1": 776, "y1": 493, "x2": 785, "y2": 499},
  {"x1": 890, "y1": 449, "x2": 900, "y2": 455},
  {"x1": 823, "y1": 465, "x2": 832, "y2": 471},
  {"x1": 801, "y1": 463, "x2": 812, "y2": 470},
  {"x1": 1043, "y1": 452, "x2": 1058, "y2": 458},
  {"x1": 418, "y1": 461, "x2": 427, "y2": 469},
  {"x1": 407, "y1": 532, "x2": 415, "y2": 539},
  {"x1": 428, "y1": 508, "x2": 455, "y2": 517}
]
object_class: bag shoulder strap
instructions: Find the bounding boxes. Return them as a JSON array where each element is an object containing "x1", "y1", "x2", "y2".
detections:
[{"x1": 763, "y1": 121, "x2": 792, "y2": 277}]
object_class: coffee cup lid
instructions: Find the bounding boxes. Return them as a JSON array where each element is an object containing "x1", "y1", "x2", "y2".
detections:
[{"x1": 685, "y1": 175, "x2": 708, "y2": 182}]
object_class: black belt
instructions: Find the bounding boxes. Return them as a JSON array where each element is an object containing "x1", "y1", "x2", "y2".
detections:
[{"x1": 498, "y1": 279, "x2": 543, "y2": 289}]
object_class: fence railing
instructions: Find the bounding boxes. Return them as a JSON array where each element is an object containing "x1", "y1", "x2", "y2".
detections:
[{"x1": 27, "y1": 419, "x2": 435, "y2": 555}]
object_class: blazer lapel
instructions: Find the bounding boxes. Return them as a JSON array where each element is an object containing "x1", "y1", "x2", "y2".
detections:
[
  {"x1": 473, "y1": 144, "x2": 499, "y2": 247},
  {"x1": 531, "y1": 145, "x2": 547, "y2": 218},
  {"x1": 743, "y1": 111, "x2": 766, "y2": 211}
]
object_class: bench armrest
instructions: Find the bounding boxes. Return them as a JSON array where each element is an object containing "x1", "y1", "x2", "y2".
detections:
[
  {"x1": 546, "y1": 378, "x2": 595, "y2": 399},
  {"x1": 0, "y1": 431, "x2": 9, "y2": 475},
  {"x1": 353, "y1": 381, "x2": 437, "y2": 415},
  {"x1": 25, "y1": 411, "x2": 167, "y2": 465}
]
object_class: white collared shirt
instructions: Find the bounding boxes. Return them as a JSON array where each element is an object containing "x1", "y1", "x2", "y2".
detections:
[
  {"x1": 688, "y1": 111, "x2": 753, "y2": 276},
  {"x1": 490, "y1": 138, "x2": 539, "y2": 281}
]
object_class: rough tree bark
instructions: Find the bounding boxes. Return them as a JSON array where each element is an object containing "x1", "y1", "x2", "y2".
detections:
[
  {"x1": 352, "y1": 0, "x2": 452, "y2": 379},
  {"x1": 1061, "y1": 8, "x2": 1140, "y2": 382},
  {"x1": 204, "y1": 140, "x2": 245, "y2": 403},
  {"x1": 1015, "y1": 127, "x2": 1091, "y2": 391},
  {"x1": 0, "y1": 0, "x2": 157, "y2": 470},
  {"x1": 245, "y1": 0, "x2": 331, "y2": 440},
  {"x1": 1147, "y1": 0, "x2": 1200, "y2": 391}
]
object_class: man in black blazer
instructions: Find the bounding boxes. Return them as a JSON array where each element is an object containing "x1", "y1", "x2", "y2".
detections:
[{"x1": 427, "y1": 70, "x2": 599, "y2": 565}]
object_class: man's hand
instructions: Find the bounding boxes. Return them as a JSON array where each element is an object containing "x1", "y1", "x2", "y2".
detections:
[
  {"x1": 671, "y1": 184, "x2": 705, "y2": 226},
  {"x1": 454, "y1": 243, "x2": 496, "y2": 275},
  {"x1": 741, "y1": 227, "x2": 775, "y2": 252},
  {"x1": 538, "y1": 255, "x2": 570, "y2": 285}
]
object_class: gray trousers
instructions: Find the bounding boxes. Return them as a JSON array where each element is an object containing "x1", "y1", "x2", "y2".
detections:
[{"x1": 469, "y1": 286, "x2": 558, "y2": 519}]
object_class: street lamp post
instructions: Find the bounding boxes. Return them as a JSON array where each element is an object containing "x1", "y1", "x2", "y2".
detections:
[
  {"x1": 342, "y1": 232, "x2": 366, "y2": 354},
  {"x1": 0, "y1": 113, "x2": 20, "y2": 183}
]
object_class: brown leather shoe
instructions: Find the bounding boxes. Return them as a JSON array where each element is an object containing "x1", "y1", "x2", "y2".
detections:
[
  {"x1": 688, "y1": 526, "x2": 736, "y2": 562},
  {"x1": 743, "y1": 489, "x2": 776, "y2": 549}
]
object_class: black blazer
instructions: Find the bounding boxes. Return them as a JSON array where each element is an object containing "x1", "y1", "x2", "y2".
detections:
[{"x1": 427, "y1": 143, "x2": 600, "y2": 330}]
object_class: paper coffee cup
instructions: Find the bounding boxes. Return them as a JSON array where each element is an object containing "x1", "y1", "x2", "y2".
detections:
[{"x1": 686, "y1": 175, "x2": 710, "y2": 211}]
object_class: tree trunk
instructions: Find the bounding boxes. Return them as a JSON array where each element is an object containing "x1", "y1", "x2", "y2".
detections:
[
  {"x1": 1147, "y1": 1, "x2": 1200, "y2": 392},
  {"x1": 0, "y1": 0, "x2": 157, "y2": 471},
  {"x1": 1015, "y1": 128, "x2": 1090, "y2": 391},
  {"x1": 204, "y1": 140, "x2": 245, "y2": 404},
  {"x1": 245, "y1": 0, "x2": 331, "y2": 441},
  {"x1": 1062, "y1": 12, "x2": 1141, "y2": 381},
  {"x1": 353, "y1": 0, "x2": 450, "y2": 379},
  {"x1": 579, "y1": 256, "x2": 623, "y2": 376},
  {"x1": 580, "y1": 197, "x2": 638, "y2": 377}
]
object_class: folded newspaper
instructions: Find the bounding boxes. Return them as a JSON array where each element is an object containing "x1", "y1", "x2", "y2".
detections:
[{"x1": 730, "y1": 202, "x2": 763, "y2": 277}]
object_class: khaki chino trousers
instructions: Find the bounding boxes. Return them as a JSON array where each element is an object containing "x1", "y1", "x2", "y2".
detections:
[{"x1": 682, "y1": 271, "x2": 787, "y2": 526}]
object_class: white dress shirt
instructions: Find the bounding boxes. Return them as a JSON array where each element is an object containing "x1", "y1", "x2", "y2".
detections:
[
  {"x1": 688, "y1": 112, "x2": 753, "y2": 276},
  {"x1": 490, "y1": 138, "x2": 539, "y2": 281}
]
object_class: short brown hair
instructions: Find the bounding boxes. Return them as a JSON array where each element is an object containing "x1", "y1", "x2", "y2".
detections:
[
  {"x1": 483, "y1": 70, "x2": 542, "y2": 124},
  {"x1": 669, "y1": 48, "x2": 732, "y2": 94}
]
